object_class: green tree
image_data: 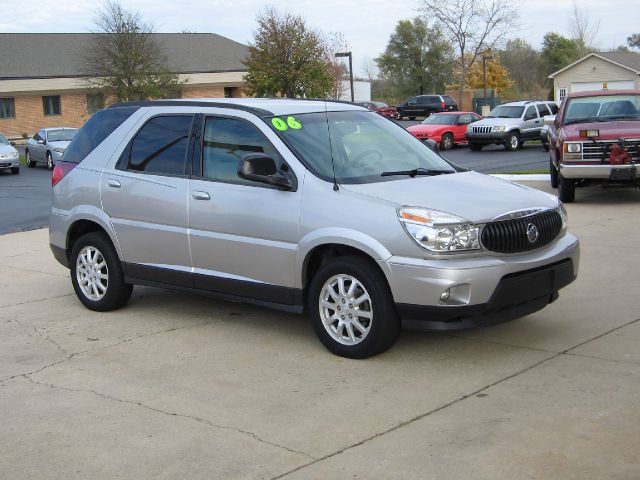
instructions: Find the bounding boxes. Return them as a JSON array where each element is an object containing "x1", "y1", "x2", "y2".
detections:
[
  {"x1": 541, "y1": 33, "x2": 581, "y2": 76},
  {"x1": 376, "y1": 18, "x2": 453, "y2": 96},
  {"x1": 499, "y1": 39, "x2": 546, "y2": 98},
  {"x1": 83, "y1": 0, "x2": 183, "y2": 101},
  {"x1": 628, "y1": 33, "x2": 640, "y2": 49},
  {"x1": 243, "y1": 8, "x2": 334, "y2": 98}
]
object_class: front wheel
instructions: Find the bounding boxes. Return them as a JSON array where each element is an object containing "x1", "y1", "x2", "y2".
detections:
[
  {"x1": 550, "y1": 158, "x2": 558, "y2": 188},
  {"x1": 558, "y1": 172, "x2": 575, "y2": 203},
  {"x1": 440, "y1": 133, "x2": 454, "y2": 151},
  {"x1": 505, "y1": 133, "x2": 520, "y2": 151},
  {"x1": 308, "y1": 256, "x2": 400, "y2": 359},
  {"x1": 25, "y1": 150, "x2": 35, "y2": 168},
  {"x1": 70, "y1": 232, "x2": 133, "y2": 311}
]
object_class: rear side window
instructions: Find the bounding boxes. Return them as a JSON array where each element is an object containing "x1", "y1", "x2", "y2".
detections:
[
  {"x1": 548, "y1": 103, "x2": 559, "y2": 114},
  {"x1": 63, "y1": 107, "x2": 139, "y2": 164},
  {"x1": 127, "y1": 115, "x2": 193, "y2": 175},
  {"x1": 443, "y1": 95, "x2": 456, "y2": 105},
  {"x1": 537, "y1": 103, "x2": 551, "y2": 117}
]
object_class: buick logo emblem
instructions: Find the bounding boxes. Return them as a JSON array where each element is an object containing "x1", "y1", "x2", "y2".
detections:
[{"x1": 526, "y1": 223, "x2": 539, "y2": 244}]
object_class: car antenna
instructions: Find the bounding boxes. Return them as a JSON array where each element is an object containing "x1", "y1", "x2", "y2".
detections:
[{"x1": 324, "y1": 100, "x2": 339, "y2": 191}]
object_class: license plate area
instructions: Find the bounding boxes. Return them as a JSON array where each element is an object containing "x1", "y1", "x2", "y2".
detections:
[{"x1": 609, "y1": 167, "x2": 636, "y2": 181}]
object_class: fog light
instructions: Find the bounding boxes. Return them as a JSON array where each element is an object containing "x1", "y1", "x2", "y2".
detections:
[{"x1": 440, "y1": 289, "x2": 451, "y2": 303}]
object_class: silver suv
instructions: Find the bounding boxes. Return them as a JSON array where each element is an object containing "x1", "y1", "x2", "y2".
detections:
[
  {"x1": 466, "y1": 101, "x2": 558, "y2": 151},
  {"x1": 49, "y1": 99, "x2": 579, "y2": 358}
]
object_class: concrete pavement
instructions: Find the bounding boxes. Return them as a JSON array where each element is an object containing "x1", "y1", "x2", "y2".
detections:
[{"x1": 0, "y1": 182, "x2": 639, "y2": 479}]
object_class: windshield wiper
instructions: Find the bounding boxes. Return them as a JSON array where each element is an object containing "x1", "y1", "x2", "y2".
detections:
[
  {"x1": 604, "y1": 115, "x2": 640, "y2": 121},
  {"x1": 381, "y1": 168, "x2": 454, "y2": 177},
  {"x1": 564, "y1": 116, "x2": 606, "y2": 125}
]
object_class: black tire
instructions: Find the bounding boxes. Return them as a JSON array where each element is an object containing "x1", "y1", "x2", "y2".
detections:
[
  {"x1": 440, "y1": 132, "x2": 454, "y2": 151},
  {"x1": 558, "y1": 172, "x2": 575, "y2": 203},
  {"x1": 70, "y1": 232, "x2": 133, "y2": 312},
  {"x1": 543, "y1": 142, "x2": 550, "y2": 151},
  {"x1": 550, "y1": 158, "x2": 558, "y2": 189},
  {"x1": 11, "y1": 167, "x2": 19, "y2": 174},
  {"x1": 308, "y1": 255, "x2": 400, "y2": 359},
  {"x1": 46, "y1": 152, "x2": 54, "y2": 170},
  {"x1": 25, "y1": 150, "x2": 35, "y2": 168},
  {"x1": 505, "y1": 132, "x2": 520, "y2": 151},
  {"x1": 469, "y1": 142, "x2": 483, "y2": 151},
  {"x1": 409, "y1": 116, "x2": 416, "y2": 121}
]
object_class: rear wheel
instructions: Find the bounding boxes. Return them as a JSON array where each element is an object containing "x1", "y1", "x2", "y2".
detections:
[
  {"x1": 550, "y1": 158, "x2": 558, "y2": 188},
  {"x1": 70, "y1": 232, "x2": 133, "y2": 311},
  {"x1": 46, "y1": 152, "x2": 54, "y2": 170},
  {"x1": 308, "y1": 255, "x2": 400, "y2": 359},
  {"x1": 505, "y1": 132, "x2": 520, "y2": 151},
  {"x1": 469, "y1": 142, "x2": 483, "y2": 151},
  {"x1": 558, "y1": 172, "x2": 575, "y2": 203},
  {"x1": 440, "y1": 133, "x2": 454, "y2": 151}
]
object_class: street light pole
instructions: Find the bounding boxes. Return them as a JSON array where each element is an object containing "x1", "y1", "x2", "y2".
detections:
[
  {"x1": 335, "y1": 51, "x2": 354, "y2": 102},
  {"x1": 482, "y1": 54, "x2": 493, "y2": 113}
]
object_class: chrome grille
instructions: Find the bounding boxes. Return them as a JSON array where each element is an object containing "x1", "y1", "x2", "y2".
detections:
[
  {"x1": 582, "y1": 139, "x2": 640, "y2": 162},
  {"x1": 481, "y1": 210, "x2": 562, "y2": 254},
  {"x1": 472, "y1": 126, "x2": 492, "y2": 134}
]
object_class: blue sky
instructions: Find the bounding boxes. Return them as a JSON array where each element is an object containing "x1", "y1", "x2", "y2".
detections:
[{"x1": 1, "y1": 0, "x2": 638, "y2": 75}]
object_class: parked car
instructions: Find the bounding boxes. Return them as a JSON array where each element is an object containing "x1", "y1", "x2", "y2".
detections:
[
  {"x1": 547, "y1": 89, "x2": 640, "y2": 203},
  {"x1": 356, "y1": 101, "x2": 400, "y2": 119},
  {"x1": 406, "y1": 112, "x2": 482, "y2": 150},
  {"x1": 0, "y1": 133, "x2": 20, "y2": 174},
  {"x1": 396, "y1": 95, "x2": 458, "y2": 120},
  {"x1": 49, "y1": 99, "x2": 579, "y2": 358},
  {"x1": 25, "y1": 127, "x2": 78, "y2": 170},
  {"x1": 465, "y1": 101, "x2": 558, "y2": 151}
]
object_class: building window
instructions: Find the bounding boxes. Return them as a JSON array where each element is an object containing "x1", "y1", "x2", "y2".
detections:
[
  {"x1": 86, "y1": 93, "x2": 105, "y2": 114},
  {"x1": 559, "y1": 88, "x2": 567, "y2": 103},
  {"x1": 43, "y1": 96, "x2": 61, "y2": 116},
  {"x1": 0, "y1": 97, "x2": 16, "y2": 119},
  {"x1": 224, "y1": 87, "x2": 234, "y2": 98}
]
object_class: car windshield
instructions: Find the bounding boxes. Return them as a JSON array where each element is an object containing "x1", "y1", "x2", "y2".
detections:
[
  {"x1": 563, "y1": 94, "x2": 640, "y2": 125},
  {"x1": 422, "y1": 114, "x2": 457, "y2": 125},
  {"x1": 0, "y1": 133, "x2": 8, "y2": 145},
  {"x1": 268, "y1": 110, "x2": 456, "y2": 184},
  {"x1": 47, "y1": 129, "x2": 78, "y2": 142},
  {"x1": 487, "y1": 105, "x2": 525, "y2": 118}
]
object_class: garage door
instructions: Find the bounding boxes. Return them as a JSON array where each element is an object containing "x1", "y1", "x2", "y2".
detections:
[{"x1": 571, "y1": 80, "x2": 635, "y2": 92}]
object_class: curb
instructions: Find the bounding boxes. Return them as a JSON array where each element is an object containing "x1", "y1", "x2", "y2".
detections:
[{"x1": 490, "y1": 174, "x2": 550, "y2": 182}]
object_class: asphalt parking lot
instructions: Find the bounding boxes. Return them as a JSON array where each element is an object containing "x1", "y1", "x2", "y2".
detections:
[{"x1": 1, "y1": 182, "x2": 639, "y2": 479}]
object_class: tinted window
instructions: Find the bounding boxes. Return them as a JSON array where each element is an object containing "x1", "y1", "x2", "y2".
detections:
[
  {"x1": 63, "y1": 107, "x2": 139, "y2": 164},
  {"x1": 128, "y1": 115, "x2": 192, "y2": 175},
  {"x1": 548, "y1": 103, "x2": 559, "y2": 114},
  {"x1": 407, "y1": 97, "x2": 417, "y2": 105},
  {"x1": 443, "y1": 96, "x2": 456, "y2": 105},
  {"x1": 458, "y1": 113, "x2": 477, "y2": 124},
  {"x1": 418, "y1": 96, "x2": 437, "y2": 104},
  {"x1": 536, "y1": 103, "x2": 551, "y2": 117},
  {"x1": 488, "y1": 105, "x2": 525, "y2": 118},
  {"x1": 48, "y1": 129, "x2": 78, "y2": 142},
  {"x1": 0, "y1": 133, "x2": 8, "y2": 144},
  {"x1": 202, "y1": 117, "x2": 282, "y2": 185},
  {"x1": 43, "y1": 95, "x2": 61, "y2": 116},
  {"x1": 524, "y1": 106, "x2": 537, "y2": 120},
  {"x1": 32, "y1": 132, "x2": 42, "y2": 142}
]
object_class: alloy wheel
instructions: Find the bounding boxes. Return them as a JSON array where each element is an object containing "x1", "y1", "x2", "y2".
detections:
[{"x1": 75, "y1": 246, "x2": 109, "y2": 301}]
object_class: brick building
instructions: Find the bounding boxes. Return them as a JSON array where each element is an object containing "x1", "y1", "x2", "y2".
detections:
[{"x1": 0, "y1": 33, "x2": 249, "y2": 139}]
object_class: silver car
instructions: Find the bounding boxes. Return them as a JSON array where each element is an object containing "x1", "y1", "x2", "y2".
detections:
[
  {"x1": 49, "y1": 99, "x2": 579, "y2": 358},
  {"x1": 25, "y1": 127, "x2": 78, "y2": 170},
  {"x1": 0, "y1": 133, "x2": 20, "y2": 174}
]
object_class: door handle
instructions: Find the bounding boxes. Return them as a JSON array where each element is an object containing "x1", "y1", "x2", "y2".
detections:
[
  {"x1": 192, "y1": 191, "x2": 210, "y2": 201},
  {"x1": 107, "y1": 179, "x2": 121, "y2": 188}
]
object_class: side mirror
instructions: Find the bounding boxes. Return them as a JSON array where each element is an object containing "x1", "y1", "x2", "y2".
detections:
[
  {"x1": 543, "y1": 115, "x2": 556, "y2": 126},
  {"x1": 37, "y1": 139, "x2": 45, "y2": 145},
  {"x1": 9, "y1": 141, "x2": 15, "y2": 146},
  {"x1": 238, "y1": 153, "x2": 294, "y2": 191}
]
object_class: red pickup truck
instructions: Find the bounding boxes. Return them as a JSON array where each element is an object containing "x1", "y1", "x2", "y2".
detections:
[{"x1": 547, "y1": 90, "x2": 640, "y2": 202}]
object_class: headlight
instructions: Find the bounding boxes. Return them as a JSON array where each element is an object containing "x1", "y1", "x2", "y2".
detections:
[
  {"x1": 53, "y1": 148, "x2": 65, "y2": 154},
  {"x1": 398, "y1": 207, "x2": 481, "y2": 253},
  {"x1": 558, "y1": 203, "x2": 568, "y2": 236},
  {"x1": 11, "y1": 151, "x2": 19, "y2": 158},
  {"x1": 492, "y1": 126, "x2": 506, "y2": 132},
  {"x1": 564, "y1": 143, "x2": 581, "y2": 153}
]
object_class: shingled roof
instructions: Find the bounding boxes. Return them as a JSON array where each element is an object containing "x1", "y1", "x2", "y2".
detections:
[
  {"x1": 549, "y1": 51, "x2": 640, "y2": 78},
  {"x1": 0, "y1": 33, "x2": 249, "y2": 80}
]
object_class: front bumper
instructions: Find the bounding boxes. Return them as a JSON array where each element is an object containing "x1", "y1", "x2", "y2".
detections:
[
  {"x1": 465, "y1": 131, "x2": 508, "y2": 144},
  {"x1": 0, "y1": 157, "x2": 20, "y2": 169},
  {"x1": 560, "y1": 163, "x2": 640, "y2": 180},
  {"x1": 381, "y1": 233, "x2": 579, "y2": 330}
]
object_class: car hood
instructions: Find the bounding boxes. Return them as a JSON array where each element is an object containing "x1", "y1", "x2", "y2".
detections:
[
  {"x1": 341, "y1": 171, "x2": 559, "y2": 223},
  {"x1": 562, "y1": 120, "x2": 640, "y2": 140},
  {"x1": 0, "y1": 144, "x2": 18, "y2": 156},
  {"x1": 470, "y1": 117, "x2": 521, "y2": 127},
  {"x1": 48, "y1": 140, "x2": 71, "y2": 150}
]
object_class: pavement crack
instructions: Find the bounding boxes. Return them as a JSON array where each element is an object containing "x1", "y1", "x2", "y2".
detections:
[
  {"x1": 23, "y1": 375, "x2": 315, "y2": 461},
  {"x1": 13, "y1": 317, "x2": 70, "y2": 357},
  {"x1": 1, "y1": 292, "x2": 74, "y2": 308}
]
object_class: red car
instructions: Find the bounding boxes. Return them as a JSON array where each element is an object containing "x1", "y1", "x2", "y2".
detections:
[
  {"x1": 406, "y1": 111, "x2": 482, "y2": 150},
  {"x1": 357, "y1": 101, "x2": 400, "y2": 119}
]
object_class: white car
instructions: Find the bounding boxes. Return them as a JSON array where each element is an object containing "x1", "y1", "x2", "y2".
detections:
[{"x1": 0, "y1": 133, "x2": 20, "y2": 174}]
